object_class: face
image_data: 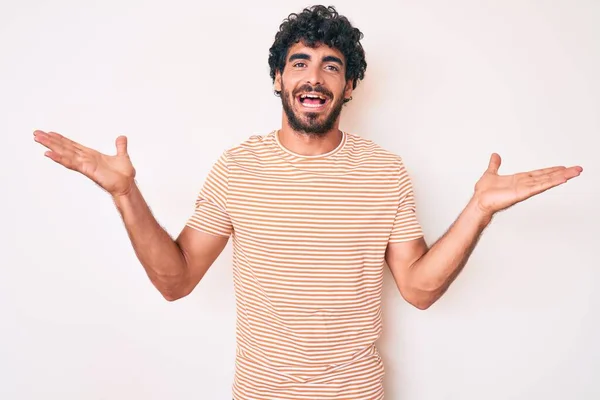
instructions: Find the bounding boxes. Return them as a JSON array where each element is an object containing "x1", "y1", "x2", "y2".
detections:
[{"x1": 274, "y1": 42, "x2": 353, "y2": 136}]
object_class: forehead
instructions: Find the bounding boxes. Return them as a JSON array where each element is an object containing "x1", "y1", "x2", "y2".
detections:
[{"x1": 286, "y1": 41, "x2": 345, "y2": 62}]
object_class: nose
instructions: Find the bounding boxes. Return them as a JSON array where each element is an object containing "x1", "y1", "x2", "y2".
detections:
[{"x1": 305, "y1": 64, "x2": 324, "y2": 86}]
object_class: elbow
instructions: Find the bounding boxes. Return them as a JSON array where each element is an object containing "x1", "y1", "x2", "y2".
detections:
[
  {"x1": 160, "y1": 282, "x2": 192, "y2": 302},
  {"x1": 152, "y1": 274, "x2": 191, "y2": 302},
  {"x1": 400, "y1": 288, "x2": 437, "y2": 310},
  {"x1": 162, "y1": 290, "x2": 186, "y2": 302},
  {"x1": 401, "y1": 281, "x2": 443, "y2": 311},
  {"x1": 411, "y1": 297, "x2": 435, "y2": 310}
]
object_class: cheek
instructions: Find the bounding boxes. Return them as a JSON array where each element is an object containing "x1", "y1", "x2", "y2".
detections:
[{"x1": 327, "y1": 78, "x2": 346, "y2": 94}]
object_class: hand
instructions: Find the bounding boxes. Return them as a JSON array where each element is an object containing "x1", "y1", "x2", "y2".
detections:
[
  {"x1": 472, "y1": 153, "x2": 583, "y2": 217},
  {"x1": 33, "y1": 130, "x2": 136, "y2": 197}
]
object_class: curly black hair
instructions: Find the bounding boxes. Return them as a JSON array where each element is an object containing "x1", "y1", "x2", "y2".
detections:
[{"x1": 268, "y1": 5, "x2": 367, "y2": 102}]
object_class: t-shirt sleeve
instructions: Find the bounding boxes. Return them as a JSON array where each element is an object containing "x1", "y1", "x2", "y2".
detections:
[
  {"x1": 185, "y1": 151, "x2": 233, "y2": 237},
  {"x1": 388, "y1": 160, "x2": 424, "y2": 243}
]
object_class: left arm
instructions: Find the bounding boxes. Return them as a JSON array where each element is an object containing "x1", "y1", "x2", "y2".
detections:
[
  {"x1": 386, "y1": 153, "x2": 582, "y2": 310},
  {"x1": 386, "y1": 198, "x2": 490, "y2": 310}
]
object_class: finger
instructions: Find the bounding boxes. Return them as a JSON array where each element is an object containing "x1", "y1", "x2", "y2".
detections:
[
  {"x1": 522, "y1": 178, "x2": 563, "y2": 199},
  {"x1": 34, "y1": 131, "x2": 84, "y2": 156},
  {"x1": 527, "y1": 166, "x2": 566, "y2": 177},
  {"x1": 557, "y1": 166, "x2": 583, "y2": 180},
  {"x1": 43, "y1": 145, "x2": 75, "y2": 167},
  {"x1": 526, "y1": 166, "x2": 582, "y2": 195},
  {"x1": 34, "y1": 131, "x2": 68, "y2": 153},
  {"x1": 43, "y1": 150, "x2": 78, "y2": 171},
  {"x1": 534, "y1": 166, "x2": 582, "y2": 183},
  {"x1": 115, "y1": 135, "x2": 128, "y2": 156},
  {"x1": 47, "y1": 131, "x2": 86, "y2": 152},
  {"x1": 34, "y1": 130, "x2": 85, "y2": 152},
  {"x1": 487, "y1": 153, "x2": 501, "y2": 174},
  {"x1": 34, "y1": 132, "x2": 80, "y2": 169},
  {"x1": 44, "y1": 150, "x2": 63, "y2": 164}
]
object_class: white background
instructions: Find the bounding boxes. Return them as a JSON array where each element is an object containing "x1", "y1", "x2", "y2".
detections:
[{"x1": 2, "y1": 0, "x2": 598, "y2": 399}]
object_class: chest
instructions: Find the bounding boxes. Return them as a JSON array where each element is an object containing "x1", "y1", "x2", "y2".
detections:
[{"x1": 227, "y1": 172, "x2": 399, "y2": 246}]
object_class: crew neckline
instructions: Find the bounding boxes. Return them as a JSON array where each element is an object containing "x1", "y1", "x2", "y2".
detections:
[{"x1": 274, "y1": 129, "x2": 347, "y2": 159}]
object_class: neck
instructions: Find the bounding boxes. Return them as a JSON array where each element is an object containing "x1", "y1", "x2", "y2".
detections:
[{"x1": 278, "y1": 121, "x2": 343, "y2": 157}]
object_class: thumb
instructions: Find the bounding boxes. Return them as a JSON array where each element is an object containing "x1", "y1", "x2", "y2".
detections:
[
  {"x1": 115, "y1": 135, "x2": 128, "y2": 156},
  {"x1": 487, "y1": 152, "x2": 501, "y2": 174}
]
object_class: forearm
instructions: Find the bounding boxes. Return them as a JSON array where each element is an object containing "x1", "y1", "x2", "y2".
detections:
[
  {"x1": 409, "y1": 197, "x2": 492, "y2": 293},
  {"x1": 112, "y1": 182, "x2": 189, "y2": 297}
]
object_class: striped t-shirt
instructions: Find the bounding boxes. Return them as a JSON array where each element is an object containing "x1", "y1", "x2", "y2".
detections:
[{"x1": 186, "y1": 130, "x2": 423, "y2": 399}]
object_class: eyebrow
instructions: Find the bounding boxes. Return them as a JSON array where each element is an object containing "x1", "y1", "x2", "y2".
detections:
[{"x1": 288, "y1": 53, "x2": 344, "y2": 66}]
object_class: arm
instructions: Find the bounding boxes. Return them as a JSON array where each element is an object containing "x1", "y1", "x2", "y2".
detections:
[
  {"x1": 33, "y1": 130, "x2": 229, "y2": 302},
  {"x1": 386, "y1": 153, "x2": 582, "y2": 310},
  {"x1": 386, "y1": 198, "x2": 490, "y2": 310},
  {"x1": 113, "y1": 183, "x2": 229, "y2": 301}
]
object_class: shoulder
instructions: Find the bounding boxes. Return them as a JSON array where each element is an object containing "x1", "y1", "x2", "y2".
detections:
[
  {"x1": 221, "y1": 131, "x2": 275, "y2": 160},
  {"x1": 343, "y1": 131, "x2": 407, "y2": 170}
]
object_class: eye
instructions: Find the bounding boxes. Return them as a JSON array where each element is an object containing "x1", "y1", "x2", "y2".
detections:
[
  {"x1": 293, "y1": 62, "x2": 306, "y2": 68},
  {"x1": 325, "y1": 65, "x2": 339, "y2": 72}
]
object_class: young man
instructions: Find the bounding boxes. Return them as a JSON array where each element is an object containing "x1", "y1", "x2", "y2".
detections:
[{"x1": 33, "y1": 5, "x2": 582, "y2": 400}]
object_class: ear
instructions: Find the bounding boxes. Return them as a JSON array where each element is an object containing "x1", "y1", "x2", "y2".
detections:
[
  {"x1": 344, "y1": 80, "x2": 353, "y2": 101},
  {"x1": 274, "y1": 70, "x2": 282, "y2": 93}
]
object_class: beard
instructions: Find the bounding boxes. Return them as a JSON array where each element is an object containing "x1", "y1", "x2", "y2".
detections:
[{"x1": 281, "y1": 82, "x2": 345, "y2": 137}]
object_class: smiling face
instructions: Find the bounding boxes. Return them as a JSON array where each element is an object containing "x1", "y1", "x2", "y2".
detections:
[{"x1": 274, "y1": 41, "x2": 353, "y2": 136}]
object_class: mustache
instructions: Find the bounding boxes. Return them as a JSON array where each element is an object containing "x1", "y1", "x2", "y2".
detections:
[{"x1": 293, "y1": 84, "x2": 333, "y2": 99}]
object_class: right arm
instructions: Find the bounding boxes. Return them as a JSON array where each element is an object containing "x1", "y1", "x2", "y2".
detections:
[
  {"x1": 33, "y1": 130, "x2": 228, "y2": 301},
  {"x1": 113, "y1": 183, "x2": 228, "y2": 301}
]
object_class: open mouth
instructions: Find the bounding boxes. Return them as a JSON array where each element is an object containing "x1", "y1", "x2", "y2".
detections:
[{"x1": 297, "y1": 93, "x2": 330, "y2": 109}]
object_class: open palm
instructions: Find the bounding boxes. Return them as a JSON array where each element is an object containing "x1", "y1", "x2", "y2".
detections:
[
  {"x1": 474, "y1": 153, "x2": 583, "y2": 216},
  {"x1": 33, "y1": 130, "x2": 136, "y2": 197}
]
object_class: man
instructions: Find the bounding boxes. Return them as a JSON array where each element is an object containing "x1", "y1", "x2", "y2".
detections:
[{"x1": 33, "y1": 5, "x2": 582, "y2": 400}]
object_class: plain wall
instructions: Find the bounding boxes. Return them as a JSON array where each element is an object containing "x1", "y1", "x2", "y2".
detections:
[{"x1": 2, "y1": 0, "x2": 598, "y2": 399}]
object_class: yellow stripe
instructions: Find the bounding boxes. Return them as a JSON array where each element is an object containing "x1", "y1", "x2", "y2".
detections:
[{"x1": 187, "y1": 130, "x2": 423, "y2": 399}]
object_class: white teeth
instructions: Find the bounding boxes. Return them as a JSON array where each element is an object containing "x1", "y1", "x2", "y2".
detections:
[
  {"x1": 300, "y1": 93, "x2": 326, "y2": 100},
  {"x1": 302, "y1": 102, "x2": 324, "y2": 108}
]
